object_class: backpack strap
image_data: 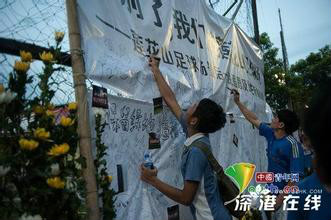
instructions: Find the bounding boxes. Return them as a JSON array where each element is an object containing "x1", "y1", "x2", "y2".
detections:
[{"x1": 189, "y1": 140, "x2": 225, "y2": 176}]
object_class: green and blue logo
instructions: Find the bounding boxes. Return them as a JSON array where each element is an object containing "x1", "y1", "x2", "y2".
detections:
[{"x1": 224, "y1": 163, "x2": 256, "y2": 194}]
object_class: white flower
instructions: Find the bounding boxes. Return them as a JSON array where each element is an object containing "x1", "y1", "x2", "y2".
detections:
[
  {"x1": 0, "y1": 90, "x2": 16, "y2": 104},
  {"x1": 67, "y1": 154, "x2": 73, "y2": 161},
  {"x1": 6, "y1": 183, "x2": 17, "y2": 192},
  {"x1": 19, "y1": 213, "x2": 42, "y2": 220},
  {"x1": 50, "y1": 163, "x2": 60, "y2": 175},
  {"x1": 93, "y1": 107, "x2": 106, "y2": 121},
  {"x1": 65, "y1": 176, "x2": 76, "y2": 191},
  {"x1": 13, "y1": 197, "x2": 21, "y2": 204},
  {"x1": 74, "y1": 161, "x2": 82, "y2": 170},
  {"x1": 74, "y1": 147, "x2": 80, "y2": 159},
  {"x1": 0, "y1": 165, "x2": 10, "y2": 176}
]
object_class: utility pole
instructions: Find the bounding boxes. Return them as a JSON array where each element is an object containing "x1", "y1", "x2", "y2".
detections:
[
  {"x1": 278, "y1": 8, "x2": 293, "y2": 110},
  {"x1": 278, "y1": 8, "x2": 289, "y2": 72},
  {"x1": 251, "y1": 0, "x2": 260, "y2": 45}
]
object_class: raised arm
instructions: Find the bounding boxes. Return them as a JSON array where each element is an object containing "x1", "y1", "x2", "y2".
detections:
[
  {"x1": 149, "y1": 56, "x2": 182, "y2": 120},
  {"x1": 232, "y1": 89, "x2": 261, "y2": 128}
]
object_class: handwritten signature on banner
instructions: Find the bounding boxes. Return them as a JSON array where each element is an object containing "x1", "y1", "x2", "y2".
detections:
[{"x1": 105, "y1": 102, "x2": 180, "y2": 141}]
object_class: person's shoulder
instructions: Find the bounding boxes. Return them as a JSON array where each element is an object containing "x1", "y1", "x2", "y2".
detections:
[
  {"x1": 298, "y1": 173, "x2": 319, "y2": 189},
  {"x1": 189, "y1": 142, "x2": 209, "y2": 160},
  {"x1": 284, "y1": 135, "x2": 302, "y2": 154},
  {"x1": 284, "y1": 135, "x2": 300, "y2": 147},
  {"x1": 259, "y1": 122, "x2": 270, "y2": 130},
  {"x1": 281, "y1": 136, "x2": 301, "y2": 159},
  {"x1": 259, "y1": 123, "x2": 275, "y2": 139},
  {"x1": 189, "y1": 145, "x2": 206, "y2": 156},
  {"x1": 285, "y1": 135, "x2": 298, "y2": 143},
  {"x1": 198, "y1": 136, "x2": 210, "y2": 145}
]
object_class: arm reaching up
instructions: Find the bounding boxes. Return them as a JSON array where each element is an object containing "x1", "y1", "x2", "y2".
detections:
[
  {"x1": 149, "y1": 56, "x2": 182, "y2": 120},
  {"x1": 232, "y1": 89, "x2": 261, "y2": 128}
]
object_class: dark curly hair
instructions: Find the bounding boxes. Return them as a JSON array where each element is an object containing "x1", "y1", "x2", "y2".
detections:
[
  {"x1": 192, "y1": 98, "x2": 226, "y2": 134},
  {"x1": 276, "y1": 109, "x2": 300, "y2": 135}
]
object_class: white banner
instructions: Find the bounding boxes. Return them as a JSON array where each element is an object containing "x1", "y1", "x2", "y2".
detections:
[
  {"x1": 78, "y1": 0, "x2": 266, "y2": 117},
  {"x1": 79, "y1": 0, "x2": 269, "y2": 219},
  {"x1": 89, "y1": 94, "x2": 268, "y2": 220}
]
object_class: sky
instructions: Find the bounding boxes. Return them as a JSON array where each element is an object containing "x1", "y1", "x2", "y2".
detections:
[
  {"x1": 256, "y1": 0, "x2": 331, "y2": 64},
  {"x1": 0, "y1": 0, "x2": 330, "y2": 67}
]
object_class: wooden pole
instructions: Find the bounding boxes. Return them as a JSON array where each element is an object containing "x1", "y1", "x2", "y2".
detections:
[{"x1": 65, "y1": 1, "x2": 100, "y2": 220}]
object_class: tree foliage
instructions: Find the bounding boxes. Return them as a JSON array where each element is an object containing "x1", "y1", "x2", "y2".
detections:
[
  {"x1": 260, "y1": 32, "x2": 331, "y2": 119},
  {"x1": 290, "y1": 45, "x2": 331, "y2": 114},
  {"x1": 260, "y1": 32, "x2": 288, "y2": 110}
]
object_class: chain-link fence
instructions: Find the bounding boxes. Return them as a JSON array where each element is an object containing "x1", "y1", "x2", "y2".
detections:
[
  {"x1": 0, "y1": 0, "x2": 74, "y2": 104},
  {"x1": 0, "y1": 0, "x2": 254, "y2": 104},
  {"x1": 212, "y1": 0, "x2": 255, "y2": 37}
]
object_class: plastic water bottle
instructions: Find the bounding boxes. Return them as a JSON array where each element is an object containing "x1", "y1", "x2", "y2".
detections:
[
  {"x1": 142, "y1": 150, "x2": 153, "y2": 192},
  {"x1": 143, "y1": 150, "x2": 154, "y2": 169}
]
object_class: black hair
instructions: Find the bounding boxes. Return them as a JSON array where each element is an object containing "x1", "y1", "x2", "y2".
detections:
[
  {"x1": 304, "y1": 78, "x2": 331, "y2": 186},
  {"x1": 276, "y1": 109, "x2": 300, "y2": 135},
  {"x1": 192, "y1": 98, "x2": 226, "y2": 133}
]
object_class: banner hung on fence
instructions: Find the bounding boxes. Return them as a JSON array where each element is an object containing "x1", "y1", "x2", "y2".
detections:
[
  {"x1": 89, "y1": 94, "x2": 269, "y2": 220},
  {"x1": 78, "y1": 0, "x2": 265, "y2": 117}
]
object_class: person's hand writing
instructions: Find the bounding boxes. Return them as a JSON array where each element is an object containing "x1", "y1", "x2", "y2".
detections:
[
  {"x1": 231, "y1": 89, "x2": 240, "y2": 104},
  {"x1": 148, "y1": 55, "x2": 160, "y2": 73}
]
